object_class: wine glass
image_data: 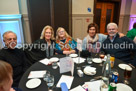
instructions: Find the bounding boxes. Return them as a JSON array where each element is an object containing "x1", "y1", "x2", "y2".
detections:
[
  {"x1": 124, "y1": 66, "x2": 132, "y2": 84},
  {"x1": 46, "y1": 75, "x2": 54, "y2": 91},
  {"x1": 99, "y1": 51, "x2": 105, "y2": 66}
]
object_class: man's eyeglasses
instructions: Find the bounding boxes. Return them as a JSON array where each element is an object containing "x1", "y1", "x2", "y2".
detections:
[{"x1": 108, "y1": 28, "x2": 116, "y2": 31}]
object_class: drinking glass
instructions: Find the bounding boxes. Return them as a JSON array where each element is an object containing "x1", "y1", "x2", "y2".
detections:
[
  {"x1": 110, "y1": 55, "x2": 115, "y2": 69},
  {"x1": 99, "y1": 51, "x2": 105, "y2": 66},
  {"x1": 87, "y1": 57, "x2": 93, "y2": 64},
  {"x1": 43, "y1": 71, "x2": 50, "y2": 82},
  {"x1": 100, "y1": 77, "x2": 109, "y2": 91},
  {"x1": 52, "y1": 62, "x2": 58, "y2": 69},
  {"x1": 46, "y1": 75, "x2": 54, "y2": 91},
  {"x1": 124, "y1": 66, "x2": 132, "y2": 84}
]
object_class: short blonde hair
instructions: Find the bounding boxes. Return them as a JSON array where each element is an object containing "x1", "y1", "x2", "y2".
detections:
[
  {"x1": 0, "y1": 60, "x2": 13, "y2": 87},
  {"x1": 3, "y1": 31, "x2": 17, "y2": 41},
  {"x1": 107, "y1": 22, "x2": 118, "y2": 30},
  {"x1": 56, "y1": 27, "x2": 71, "y2": 40},
  {"x1": 40, "y1": 25, "x2": 55, "y2": 40}
]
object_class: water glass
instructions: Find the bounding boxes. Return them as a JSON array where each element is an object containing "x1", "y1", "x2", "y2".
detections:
[
  {"x1": 43, "y1": 71, "x2": 50, "y2": 82},
  {"x1": 100, "y1": 79, "x2": 109, "y2": 91},
  {"x1": 87, "y1": 57, "x2": 93, "y2": 64},
  {"x1": 46, "y1": 75, "x2": 54, "y2": 90},
  {"x1": 52, "y1": 62, "x2": 58, "y2": 69}
]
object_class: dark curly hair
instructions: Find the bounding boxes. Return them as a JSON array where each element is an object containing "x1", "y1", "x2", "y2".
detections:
[
  {"x1": 133, "y1": 22, "x2": 136, "y2": 29},
  {"x1": 87, "y1": 23, "x2": 99, "y2": 33}
]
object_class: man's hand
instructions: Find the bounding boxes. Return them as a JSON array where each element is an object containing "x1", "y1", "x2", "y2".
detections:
[
  {"x1": 133, "y1": 36, "x2": 136, "y2": 43},
  {"x1": 118, "y1": 32, "x2": 125, "y2": 38}
]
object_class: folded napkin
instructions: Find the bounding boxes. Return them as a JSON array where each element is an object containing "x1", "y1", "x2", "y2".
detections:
[
  {"x1": 39, "y1": 57, "x2": 59, "y2": 65},
  {"x1": 39, "y1": 58, "x2": 50, "y2": 65},
  {"x1": 72, "y1": 57, "x2": 85, "y2": 64},
  {"x1": 83, "y1": 66, "x2": 96, "y2": 75}
]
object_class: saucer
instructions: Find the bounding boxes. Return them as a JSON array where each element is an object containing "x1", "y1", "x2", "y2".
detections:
[
  {"x1": 118, "y1": 64, "x2": 131, "y2": 70},
  {"x1": 69, "y1": 54, "x2": 78, "y2": 58},
  {"x1": 116, "y1": 83, "x2": 133, "y2": 91},
  {"x1": 26, "y1": 78, "x2": 41, "y2": 89},
  {"x1": 92, "y1": 58, "x2": 102, "y2": 63}
]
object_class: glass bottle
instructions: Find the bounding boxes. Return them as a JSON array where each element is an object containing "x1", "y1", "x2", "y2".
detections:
[{"x1": 101, "y1": 54, "x2": 111, "y2": 90}]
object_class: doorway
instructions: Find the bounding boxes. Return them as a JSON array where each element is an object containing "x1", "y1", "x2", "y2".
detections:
[
  {"x1": 96, "y1": 2, "x2": 114, "y2": 34},
  {"x1": 94, "y1": 0, "x2": 121, "y2": 34}
]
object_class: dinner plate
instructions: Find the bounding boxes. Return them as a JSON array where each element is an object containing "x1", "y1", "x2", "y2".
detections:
[
  {"x1": 69, "y1": 54, "x2": 78, "y2": 58},
  {"x1": 50, "y1": 57, "x2": 59, "y2": 62},
  {"x1": 26, "y1": 78, "x2": 41, "y2": 89},
  {"x1": 92, "y1": 58, "x2": 102, "y2": 63},
  {"x1": 116, "y1": 83, "x2": 133, "y2": 91},
  {"x1": 118, "y1": 64, "x2": 131, "y2": 70}
]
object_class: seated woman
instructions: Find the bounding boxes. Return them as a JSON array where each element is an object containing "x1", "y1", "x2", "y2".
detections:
[
  {"x1": 56, "y1": 27, "x2": 77, "y2": 55},
  {"x1": 82, "y1": 23, "x2": 124, "y2": 57},
  {"x1": 0, "y1": 60, "x2": 22, "y2": 91},
  {"x1": 25, "y1": 25, "x2": 56, "y2": 65}
]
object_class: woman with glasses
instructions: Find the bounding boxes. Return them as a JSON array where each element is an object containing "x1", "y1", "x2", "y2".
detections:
[
  {"x1": 55, "y1": 27, "x2": 77, "y2": 55},
  {"x1": 25, "y1": 25, "x2": 56, "y2": 65}
]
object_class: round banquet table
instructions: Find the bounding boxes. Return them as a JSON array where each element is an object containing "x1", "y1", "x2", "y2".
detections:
[{"x1": 19, "y1": 54, "x2": 136, "y2": 91}]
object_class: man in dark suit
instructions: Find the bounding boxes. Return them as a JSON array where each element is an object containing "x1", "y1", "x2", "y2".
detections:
[{"x1": 101, "y1": 23, "x2": 136, "y2": 67}]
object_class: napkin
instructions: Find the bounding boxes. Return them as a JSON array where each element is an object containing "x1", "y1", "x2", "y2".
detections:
[
  {"x1": 39, "y1": 57, "x2": 59, "y2": 65},
  {"x1": 83, "y1": 80, "x2": 101, "y2": 91},
  {"x1": 39, "y1": 58, "x2": 50, "y2": 65},
  {"x1": 70, "y1": 85, "x2": 86, "y2": 91},
  {"x1": 83, "y1": 66, "x2": 96, "y2": 75},
  {"x1": 57, "y1": 75, "x2": 74, "y2": 89},
  {"x1": 28, "y1": 70, "x2": 46, "y2": 79},
  {"x1": 72, "y1": 57, "x2": 85, "y2": 64}
]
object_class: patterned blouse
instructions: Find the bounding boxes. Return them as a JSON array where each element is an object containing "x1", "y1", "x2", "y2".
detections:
[{"x1": 56, "y1": 37, "x2": 77, "y2": 54}]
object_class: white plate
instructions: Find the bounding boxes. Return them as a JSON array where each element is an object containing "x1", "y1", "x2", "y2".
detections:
[
  {"x1": 118, "y1": 64, "x2": 131, "y2": 70},
  {"x1": 49, "y1": 57, "x2": 59, "y2": 62},
  {"x1": 26, "y1": 78, "x2": 41, "y2": 89},
  {"x1": 116, "y1": 83, "x2": 133, "y2": 91},
  {"x1": 92, "y1": 58, "x2": 102, "y2": 63},
  {"x1": 69, "y1": 54, "x2": 78, "y2": 58}
]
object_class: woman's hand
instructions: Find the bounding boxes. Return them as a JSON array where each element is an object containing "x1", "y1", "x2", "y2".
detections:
[
  {"x1": 70, "y1": 50, "x2": 76, "y2": 54},
  {"x1": 63, "y1": 50, "x2": 76, "y2": 54},
  {"x1": 63, "y1": 51, "x2": 71, "y2": 54}
]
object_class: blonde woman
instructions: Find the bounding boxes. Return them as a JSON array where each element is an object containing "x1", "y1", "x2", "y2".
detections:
[
  {"x1": 25, "y1": 25, "x2": 56, "y2": 64},
  {"x1": 56, "y1": 27, "x2": 77, "y2": 54},
  {"x1": 0, "y1": 60, "x2": 22, "y2": 91}
]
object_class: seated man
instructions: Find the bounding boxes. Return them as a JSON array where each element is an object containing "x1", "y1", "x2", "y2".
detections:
[
  {"x1": 0, "y1": 31, "x2": 29, "y2": 87},
  {"x1": 101, "y1": 23, "x2": 136, "y2": 67}
]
